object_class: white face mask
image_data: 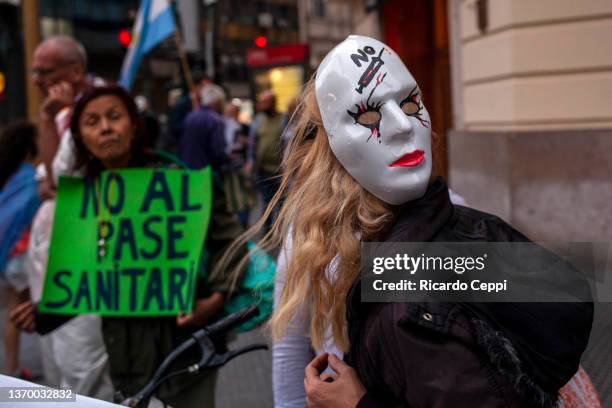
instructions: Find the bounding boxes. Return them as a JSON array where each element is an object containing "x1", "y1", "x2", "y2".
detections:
[{"x1": 315, "y1": 35, "x2": 432, "y2": 205}]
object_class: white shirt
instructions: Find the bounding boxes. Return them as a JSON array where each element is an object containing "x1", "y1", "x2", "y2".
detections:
[
  {"x1": 224, "y1": 117, "x2": 241, "y2": 155},
  {"x1": 35, "y1": 107, "x2": 80, "y2": 185},
  {"x1": 272, "y1": 231, "x2": 343, "y2": 408}
]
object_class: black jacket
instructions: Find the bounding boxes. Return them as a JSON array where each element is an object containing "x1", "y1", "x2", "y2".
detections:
[{"x1": 347, "y1": 178, "x2": 593, "y2": 408}]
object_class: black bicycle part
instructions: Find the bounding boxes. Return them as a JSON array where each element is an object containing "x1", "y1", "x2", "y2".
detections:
[{"x1": 123, "y1": 304, "x2": 267, "y2": 407}]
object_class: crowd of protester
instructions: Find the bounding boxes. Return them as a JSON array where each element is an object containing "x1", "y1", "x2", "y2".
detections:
[{"x1": 0, "y1": 35, "x2": 284, "y2": 407}]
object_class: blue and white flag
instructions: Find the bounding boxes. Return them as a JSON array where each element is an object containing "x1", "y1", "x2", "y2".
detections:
[{"x1": 119, "y1": 0, "x2": 175, "y2": 89}]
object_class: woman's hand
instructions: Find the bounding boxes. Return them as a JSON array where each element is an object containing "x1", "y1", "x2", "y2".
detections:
[
  {"x1": 37, "y1": 178, "x2": 56, "y2": 200},
  {"x1": 176, "y1": 292, "x2": 225, "y2": 328},
  {"x1": 305, "y1": 353, "x2": 366, "y2": 408},
  {"x1": 9, "y1": 300, "x2": 37, "y2": 333}
]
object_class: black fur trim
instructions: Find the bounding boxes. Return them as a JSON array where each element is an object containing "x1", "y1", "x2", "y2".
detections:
[{"x1": 471, "y1": 318, "x2": 560, "y2": 408}]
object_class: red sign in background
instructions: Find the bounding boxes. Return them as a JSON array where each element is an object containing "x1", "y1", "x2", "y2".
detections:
[{"x1": 246, "y1": 44, "x2": 309, "y2": 68}]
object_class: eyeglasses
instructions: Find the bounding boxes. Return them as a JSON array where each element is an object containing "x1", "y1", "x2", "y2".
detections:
[
  {"x1": 31, "y1": 67, "x2": 59, "y2": 78},
  {"x1": 31, "y1": 61, "x2": 76, "y2": 78}
]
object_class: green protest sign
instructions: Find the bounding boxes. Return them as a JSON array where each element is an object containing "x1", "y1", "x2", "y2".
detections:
[{"x1": 39, "y1": 168, "x2": 212, "y2": 316}]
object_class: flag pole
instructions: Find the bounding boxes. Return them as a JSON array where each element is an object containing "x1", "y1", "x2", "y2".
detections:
[{"x1": 173, "y1": 29, "x2": 197, "y2": 107}]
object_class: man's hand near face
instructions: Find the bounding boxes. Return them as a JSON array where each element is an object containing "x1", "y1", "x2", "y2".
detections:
[
  {"x1": 40, "y1": 81, "x2": 74, "y2": 120},
  {"x1": 38, "y1": 81, "x2": 75, "y2": 188}
]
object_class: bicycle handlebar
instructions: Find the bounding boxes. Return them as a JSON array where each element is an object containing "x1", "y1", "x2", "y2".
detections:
[
  {"x1": 194, "y1": 304, "x2": 259, "y2": 339},
  {"x1": 123, "y1": 304, "x2": 264, "y2": 407}
]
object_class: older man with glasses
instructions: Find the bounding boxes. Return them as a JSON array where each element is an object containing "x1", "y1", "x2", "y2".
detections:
[
  {"x1": 9, "y1": 36, "x2": 114, "y2": 401},
  {"x1": 31, "y1": 35, "x2": 91, "y2": 197}
]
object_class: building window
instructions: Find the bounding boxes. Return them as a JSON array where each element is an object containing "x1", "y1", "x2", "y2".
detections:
[{"x1": 312, "y1": 0, "x2": 325, "y2": 18}]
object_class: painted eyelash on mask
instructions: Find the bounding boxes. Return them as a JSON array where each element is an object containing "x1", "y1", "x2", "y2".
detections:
[
  {"x1": 347, "y1": 72, "x2": 387, "y2": 143},
  {"x1": 347, "y1": 100, "x2": 383, "y2": 143},
  {"x1": 400, "y1": 85, "x2": 430, "y2": 128}
]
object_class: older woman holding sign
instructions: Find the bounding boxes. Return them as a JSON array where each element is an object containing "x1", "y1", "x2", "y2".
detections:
[
  {"x1": 11, "y1": 85, "x2": 245, "y2": 407},
  {"x1": 218, "y1": 36, "x2": 595, "y2": 407}
]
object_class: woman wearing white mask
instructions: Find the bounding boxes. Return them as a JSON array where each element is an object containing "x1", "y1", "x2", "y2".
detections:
[{"x1": 217, "y1": 35, "x2": 594, "y2": 408}]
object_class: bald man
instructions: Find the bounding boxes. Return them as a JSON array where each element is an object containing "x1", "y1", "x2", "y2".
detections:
[
  {"x1": 23, "y1": 36, "x2": 114, "y2": 401},
  {"x1": 32, "y1": 35, "x2": 88, "y2": 97},
  {"x1": 32, "y1": 36, "x2": 91, "y2": 195}
]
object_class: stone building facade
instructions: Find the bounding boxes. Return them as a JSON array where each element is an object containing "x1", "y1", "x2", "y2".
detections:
[{"x1": 447, "y1": 0, "x2": 612, "y2": 241}]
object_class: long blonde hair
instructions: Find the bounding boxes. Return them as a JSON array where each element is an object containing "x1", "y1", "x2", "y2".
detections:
[{"x1": 214, "y1": 79, "x2": 394, "y2": 351}]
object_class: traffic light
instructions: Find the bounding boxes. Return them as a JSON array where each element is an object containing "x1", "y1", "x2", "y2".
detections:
[
  {"x1": 0, "y1": 71, "x2": 5, "y2": 101},
  {"x1": 254, "y1": 36, "x2": 267, "y2": 48},
  {"x1": 118, "y1": 29, "x2": 132, "y2": 48}
]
